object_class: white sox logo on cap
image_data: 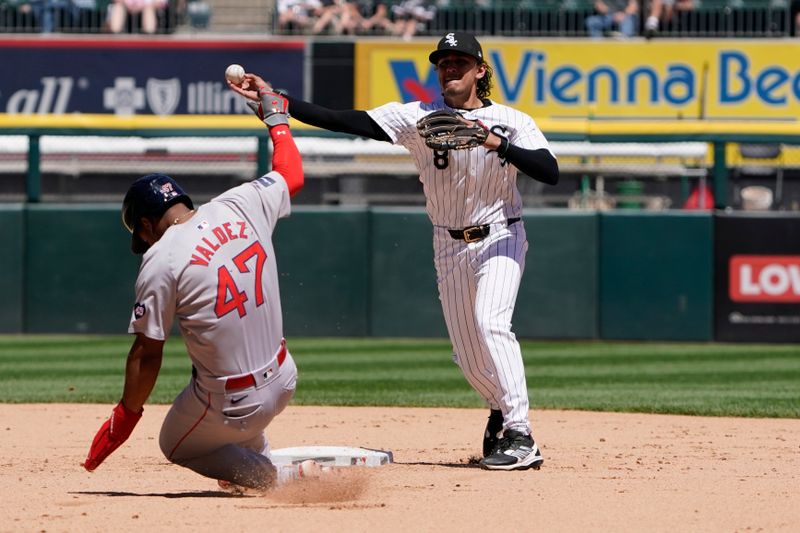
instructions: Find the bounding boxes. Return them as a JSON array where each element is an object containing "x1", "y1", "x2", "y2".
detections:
[{"x1": 429, "y1": 32, "x2": 483, "y2": 64}]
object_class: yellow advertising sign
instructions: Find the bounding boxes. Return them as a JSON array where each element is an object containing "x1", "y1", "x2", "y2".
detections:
[{"x1": 355, "y1": 40, "x2": 800, "y2": 121}]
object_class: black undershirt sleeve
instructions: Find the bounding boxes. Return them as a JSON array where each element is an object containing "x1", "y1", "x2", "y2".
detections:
[
  {"x1": 284, "y1": 95, "x2": 391, "y2": 142},
  {"x1": 285, "y1": 94, "x2": 558, "y2": 185},
  {"x1": 503, "y1": 145, "x2": 560, "y2": 186}
]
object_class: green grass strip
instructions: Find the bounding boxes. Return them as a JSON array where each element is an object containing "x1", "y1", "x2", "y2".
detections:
[{"x1": 0, "y1": 335, "x2": 798, "y2": 418}]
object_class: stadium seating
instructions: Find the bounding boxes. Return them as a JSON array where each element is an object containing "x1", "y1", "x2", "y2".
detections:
[
  {"x1": 0, "y1": 0, "x2": 790, "y2": 36},
  {"x1": 398, "y1": 0, "x2": 793, "y2": 37},
  {"x1": 427, "y1": 0, "x2": 596, "y2": 37},
  {"x1": 653, "y1": 0, "x2": 791, "y2": 37},
  {"x1": 0, "y1": 0, "x2": 181, "y2": 34}
]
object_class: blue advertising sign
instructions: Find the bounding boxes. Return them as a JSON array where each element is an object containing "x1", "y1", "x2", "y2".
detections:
[{"x1": 0, "y1": 39, "x2": 305, "y2": 116}]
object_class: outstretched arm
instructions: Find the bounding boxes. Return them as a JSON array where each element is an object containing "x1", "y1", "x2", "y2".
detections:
[
  {"x1": 246, "y1": 86, "x2": 304, "y2": 196},
  {"x1": 83, "y1": 334, "x2": 163, "y2": 471},
  {"x1": 228, "y1": 74, "x2": 391, "y2": 142},
  {"x1": 282, "y1": 94, "x2": 391, "y2": 142},
  {"x1": 269, "y1": 122, "x2": 304, "y2": 196}
]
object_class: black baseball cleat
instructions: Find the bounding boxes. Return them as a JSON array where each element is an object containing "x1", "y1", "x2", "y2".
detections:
[
  {"x1": 483, "y1": 409, "x2": 504, "y2": 457},
  {"x1": 480, "y1": 429, "x2": 544, "y2": 471}
]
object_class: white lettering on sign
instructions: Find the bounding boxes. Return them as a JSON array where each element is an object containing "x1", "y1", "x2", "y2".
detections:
[
  {"x1": 187, "y1": 82, "x2": 250, "y2": 114},
  {"x1": 6, "y1": 77, "x2": 73, "y2": 114},
  {"x1": 730, "y1": 255, "x2": 800, "y2": 302}
]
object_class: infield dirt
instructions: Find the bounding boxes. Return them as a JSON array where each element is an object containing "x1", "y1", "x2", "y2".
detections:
[{"x1": 1, "y1": 404, "x2": 798, "y2": 532}]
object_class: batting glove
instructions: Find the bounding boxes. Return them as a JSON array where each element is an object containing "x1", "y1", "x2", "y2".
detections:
[
  {"x1": 83, "y1": 400, "x2": 143, "y2": 471},
  {"x1": 247, "y1": 88, "x2": 289, "y2": 128}
]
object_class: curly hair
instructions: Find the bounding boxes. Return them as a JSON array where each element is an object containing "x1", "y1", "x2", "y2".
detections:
[{"x1": 477, "y1": 63, "x2": 494, "y2": 100}]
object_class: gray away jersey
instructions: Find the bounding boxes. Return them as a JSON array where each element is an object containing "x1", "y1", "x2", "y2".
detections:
[
  {"x1": 367, "y1": 100, "x2": 554, "y2": 228},
  {"x1": 128, "y1": 173, "x2": 291, "y2": 381}
]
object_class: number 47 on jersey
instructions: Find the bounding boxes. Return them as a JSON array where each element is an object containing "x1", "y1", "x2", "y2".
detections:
[{"x1": 215, "y1": 241, "x2": 268, "y2": 318}]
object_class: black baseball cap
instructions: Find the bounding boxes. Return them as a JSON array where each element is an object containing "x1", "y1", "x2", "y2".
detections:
[
  {"x1": 429, "y1": 32, "x2": 484, "y2": 65},
  {"x1": 122, "y1": 173, "x2": 193, "y2": 254}
]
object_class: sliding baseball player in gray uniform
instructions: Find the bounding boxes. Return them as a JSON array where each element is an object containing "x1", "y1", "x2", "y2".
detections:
[
  {"x1": 83, "y1": 86, "x2": 320, "y2": 489},
  {"x1": 231, "y1": 32, "x2": 559, "y2": 470}
]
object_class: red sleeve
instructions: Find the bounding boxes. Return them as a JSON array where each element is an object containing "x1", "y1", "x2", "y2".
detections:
[{"x1": 269, "y1": 124, "x2": 304, "y2": 196}]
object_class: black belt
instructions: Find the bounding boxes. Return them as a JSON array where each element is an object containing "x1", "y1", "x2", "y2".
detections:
[{"x1": 448, "y1": 218, "x2": 520, "y2": 243}]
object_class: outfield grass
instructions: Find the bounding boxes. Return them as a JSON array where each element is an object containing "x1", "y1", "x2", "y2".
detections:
[{"x1": 0, "y1": 335, "x2": 798, "y2": 418}]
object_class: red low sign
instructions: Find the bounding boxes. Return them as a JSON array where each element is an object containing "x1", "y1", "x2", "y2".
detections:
[{"x1": 729, "y1": 255, "x2": 800, "y2": 302}]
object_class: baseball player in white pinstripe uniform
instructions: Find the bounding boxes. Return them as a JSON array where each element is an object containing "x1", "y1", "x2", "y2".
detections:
[{"x1": 231, "y1": 32, "x2": 558, "y2": 470}]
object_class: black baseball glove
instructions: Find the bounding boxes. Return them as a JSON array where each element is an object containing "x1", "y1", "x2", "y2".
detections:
[{"x1": 416, "y1": 110, "x2": 488, "y2": 151}]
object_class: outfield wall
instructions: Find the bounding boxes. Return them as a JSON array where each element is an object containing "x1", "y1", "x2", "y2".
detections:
[
  {"x1": 1, "y1": 207, "x2": 719, "y2": 341},
  {"x1": 600, "y1": 212, "x2": 713, "y2": 341},
  {"x1": 0, "y1": 204, "x2": 24, "y2": 333}
]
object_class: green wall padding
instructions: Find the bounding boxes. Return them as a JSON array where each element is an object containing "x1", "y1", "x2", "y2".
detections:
[
  {"x1": 370, "y1": 208, "x2": 446, "y2": 337},
  {"x1": 8, "y1": 206, "x2": 715, "y2": 341},
  {"x1": 518, "y1": 211, "x2": 599, "y2": 338},
  {"x1": 368, "y1": 209, "x2": 599, "y2": 339},
  {"x1": 24, "y1": 204, "x2": 139, "y2": 333},
  {"x1": 0, "y1": 205, "x2": 24, "y2": 332},
  {"x1": 274, "y1": 207, "x2": 370, "y2": 336},
  {"x1": 599, "y1": 212, "x2": 713, "y2": 341}
]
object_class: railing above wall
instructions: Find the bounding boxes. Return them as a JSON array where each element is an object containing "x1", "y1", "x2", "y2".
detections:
[{"x1": 3, "y1": 114, "x2": 800, "y2": 209}]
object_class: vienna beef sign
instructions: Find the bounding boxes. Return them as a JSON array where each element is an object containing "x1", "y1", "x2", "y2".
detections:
[
  {"x1": 730, "y1": 255, "x2": 800, "y2": 303},
  {"x1": 358, "y1": 40, "x2": 800, "y2": 120}
]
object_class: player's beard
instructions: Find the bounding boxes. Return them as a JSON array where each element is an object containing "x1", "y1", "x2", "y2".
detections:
[{"x1": 441, "y1": 79, "x2": 474, "y2": 106}]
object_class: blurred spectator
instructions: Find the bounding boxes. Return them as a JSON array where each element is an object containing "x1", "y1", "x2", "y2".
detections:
[
  {"x1": 0, "y1": 1, "x2": 28, "y2": 30},
  {"x1": 15, "y1": 0, "x2": 80, "y2": 32},
  {"x1": 643, "y1": 0, "x2": 694, "y2": 38},
  {"x1": 358, "y1": 0, "x2": 394, "y2": 33},
  {"x1": 277, "y1": 0, "x2": 320, "y2": 32},
  {"x1": 108, "y1": 0, "x2": 167, "y2": 34},
  {"x1": 338, "y1": 0, "x2": 394, "y2": 34},
  {"x1": 391, "y1": 0, "x2": 436, "y2": 41},
  {"x1": 72, "y1": 0, "x2": 105, "y2": 29},
  {"x1": 310, "y1": 0, "x2": 345, "y2": 34},
  {"x1": 184, "y1": 0, "x2": 211, "y2": 29},
  {"x1": 585, "y1": 0, "x2": 639, "y2": 38},
  {"x1": 793, "y1": 0, "x2": 800, "y2": 36},
  {"x1": 337, "y1": 0, "x2": 363, "y2": 33}
]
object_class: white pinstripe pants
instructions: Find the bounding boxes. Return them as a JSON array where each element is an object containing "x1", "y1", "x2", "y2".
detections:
[{"x1": 433, "y1": 221, "x2": 531, "y2": 434}]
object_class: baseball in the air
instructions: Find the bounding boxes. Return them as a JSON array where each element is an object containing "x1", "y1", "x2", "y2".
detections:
[{"x1": 225, "y1": 64, "x2": 246, "y2": 85}]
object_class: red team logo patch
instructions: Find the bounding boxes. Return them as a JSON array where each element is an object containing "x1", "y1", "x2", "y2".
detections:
[
  {"x1": 729, "y1": 255, "x2": 800, "y2": 302},
  {"x1": 160, "y1": 182, "x2": 178, "y2": 200}
]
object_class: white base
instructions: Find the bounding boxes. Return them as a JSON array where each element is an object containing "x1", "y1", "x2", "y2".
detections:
[{"x1": 271, "y1": 446, "x2": 393, "y2": 467}]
